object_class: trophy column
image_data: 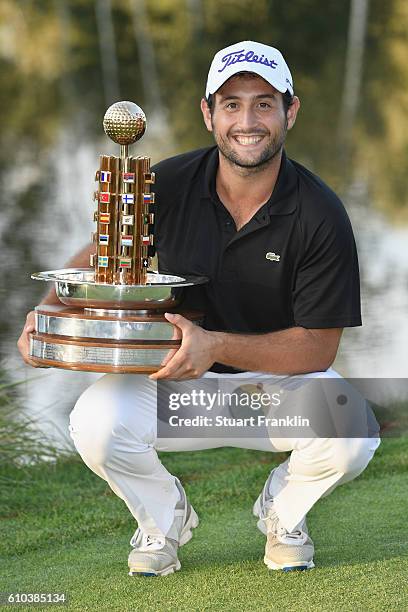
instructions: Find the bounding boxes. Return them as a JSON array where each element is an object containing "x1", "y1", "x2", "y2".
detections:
[{"x1": 93, "y1": 155, "x2": 155, "y2": 285}]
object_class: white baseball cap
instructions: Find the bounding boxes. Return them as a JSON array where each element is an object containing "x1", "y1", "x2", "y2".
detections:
[{"x1": 205, "y1": 40, "x2": 294, "y2": 99}]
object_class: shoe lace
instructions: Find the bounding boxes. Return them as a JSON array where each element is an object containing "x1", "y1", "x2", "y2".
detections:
[
  {"x1": 260, "y1": 489, "x2": 307, "y2": 545},
  {"x1": 260, "y1": 499, "x2": 286, "y2": 534},
  {"x1": 141, "y1": 534, "x2": 166, "y2": 550},
  {"x1": 130, "y1": 528, "x2": 165, "y2": 550},
  {"x1": 129, "y1": 478, "x2": 187, "y2": 550},
  {"x1": 259, "y1": 477, "x2": 277, "y2": 523}
]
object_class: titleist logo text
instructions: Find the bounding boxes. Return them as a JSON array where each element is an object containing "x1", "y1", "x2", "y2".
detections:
[{"x1": 218, "y1": 49, "x2": 278, "y2": 73}]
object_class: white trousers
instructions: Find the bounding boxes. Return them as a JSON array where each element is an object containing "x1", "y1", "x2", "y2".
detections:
[{"x1": 68, "y1": 368, "x2": 380, "y2": 538}]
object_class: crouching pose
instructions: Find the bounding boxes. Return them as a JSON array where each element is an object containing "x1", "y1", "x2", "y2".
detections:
[{"x1": 19, "y1": 41, "x2": 380, "y2": 575}]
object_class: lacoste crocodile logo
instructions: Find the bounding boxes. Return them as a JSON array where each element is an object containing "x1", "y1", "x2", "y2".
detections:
[{"x1": 265, "y1": 252, "x2": 280, "y2": 262}]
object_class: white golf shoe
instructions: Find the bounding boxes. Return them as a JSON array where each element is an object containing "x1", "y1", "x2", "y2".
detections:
[
  {"x1": 128, "y1": 481, "x2": 199, "y2": 577},
  {"x1": 253, "y1": 469, "x2": 315, "y2": 572}
]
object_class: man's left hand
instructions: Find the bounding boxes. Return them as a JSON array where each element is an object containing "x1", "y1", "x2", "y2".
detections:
[{"x1": 149, "y1": 313, "x2": 221, "y2": 380}]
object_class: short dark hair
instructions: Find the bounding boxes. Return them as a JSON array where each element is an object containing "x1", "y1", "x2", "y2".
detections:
[
  {"x1": 282, "y1": 90, "x2": 295, "y2": 114},
  {"x1": 206, "y1": 89, "x2": 295, "y2": 115}
]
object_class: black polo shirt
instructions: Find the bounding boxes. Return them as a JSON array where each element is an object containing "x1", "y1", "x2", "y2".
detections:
[{"x1": 152, "y1": 146, "x2": 361, "y2": 373}]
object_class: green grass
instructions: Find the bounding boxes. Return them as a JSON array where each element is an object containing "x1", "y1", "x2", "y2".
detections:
[
  {"x1": 0, "y1": 438, "x2": 407, "y2": 611},
  {"x1": 0, "y1": 368, "x2": 64, "y2": 467}
]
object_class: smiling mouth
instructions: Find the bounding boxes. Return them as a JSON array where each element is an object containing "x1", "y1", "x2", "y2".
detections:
[{"x1": 232, "y1": 135, "x2": 265, "y2": 146}]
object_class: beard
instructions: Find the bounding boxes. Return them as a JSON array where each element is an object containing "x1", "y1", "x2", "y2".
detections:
[{"x1": 212, "y1": 119, "x2": 288, "y2": 173}]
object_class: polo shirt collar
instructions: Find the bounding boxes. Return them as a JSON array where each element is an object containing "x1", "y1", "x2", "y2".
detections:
[{"x1": 203, "y1": 146, "x2": 298, "y2": 216}]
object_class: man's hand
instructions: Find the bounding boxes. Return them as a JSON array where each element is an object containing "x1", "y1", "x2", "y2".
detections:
[
  {"x1": 151, "y1": 322, "x2": 343, "y2": 379},
  {"x1": 149, "y1": 313, "x2": 221, "y2": 380},
  {"x1": 17, "y1": 311, "x2": 45, "y2": 368},
  {"x1": 16, "y1": 243, "x2": 95, "y2": 369}
]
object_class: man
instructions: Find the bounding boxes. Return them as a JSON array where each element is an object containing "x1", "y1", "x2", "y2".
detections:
[{"x1": 18, "y1": 41, "x2": 380, "y2": 575}]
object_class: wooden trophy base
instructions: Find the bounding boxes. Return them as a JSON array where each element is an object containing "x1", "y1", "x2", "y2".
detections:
[{"x1": 29, "y1": 305, "x2": 203, "y2": 374}]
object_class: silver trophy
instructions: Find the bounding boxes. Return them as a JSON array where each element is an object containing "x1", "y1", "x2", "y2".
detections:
[{"x1": 29, "y1": 102, "x2": 207, "y2": 373}]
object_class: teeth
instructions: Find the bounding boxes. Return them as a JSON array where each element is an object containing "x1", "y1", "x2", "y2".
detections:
[{"x1": 234, "y1": 136, "x2": 263, "y2": 145}]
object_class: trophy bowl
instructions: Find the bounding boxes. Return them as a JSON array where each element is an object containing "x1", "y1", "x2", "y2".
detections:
[{"x1": 31, "y1": 269, "x2": 208, "y2": 310}]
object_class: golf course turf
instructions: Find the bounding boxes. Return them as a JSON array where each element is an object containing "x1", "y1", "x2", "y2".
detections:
[{"x1": 1, "y1": 438, "x2": 407, "y2": 611}]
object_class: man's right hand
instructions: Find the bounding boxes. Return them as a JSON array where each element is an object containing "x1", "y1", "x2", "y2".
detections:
[
  {"x1": 17, "y1": 311, "x2": 45, "y2": 367},
  {"x1": 17, "y1": 243, "x2": 94, "y2": 368}
]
